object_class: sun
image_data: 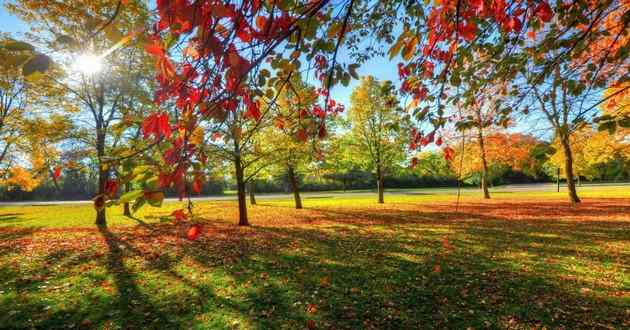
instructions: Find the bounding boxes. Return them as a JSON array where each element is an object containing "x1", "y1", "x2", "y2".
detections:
[{"x1": 74, "y1": 53, "x2": 103, "y2": 75}]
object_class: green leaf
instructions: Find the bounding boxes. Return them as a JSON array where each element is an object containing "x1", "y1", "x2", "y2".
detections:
[
  {"x1": 597, "y1": 120, "x2": 616, "y2": 134},
  {"x1": 118, "y1": 190, "x2": 144, "y2": 204},
  {"x1": 132, "y1": 197, "x2": 146, "y2": 213},
  {"x1": 145, "y1": 191, "x2": 165, "y2": 207},
  {"x1": 348, "y1": 63, "x2": 359, "y2": 80},
  {"x1": 1, "y1": 40, "x2": 34, "y2": 51}
]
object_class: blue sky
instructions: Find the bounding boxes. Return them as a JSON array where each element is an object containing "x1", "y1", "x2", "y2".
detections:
[{"x1": 0, "y1": 1, "x2": 27, "y2": 34}]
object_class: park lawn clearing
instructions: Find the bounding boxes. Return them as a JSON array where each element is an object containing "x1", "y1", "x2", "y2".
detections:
[{"x1": 0, "y1": 188, "x2": 629, "y2": 329}]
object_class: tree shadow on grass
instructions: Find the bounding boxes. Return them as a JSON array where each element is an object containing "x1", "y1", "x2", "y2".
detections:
[{"x1": 0, "y1": 212, "x2": 26, "y2": 225}]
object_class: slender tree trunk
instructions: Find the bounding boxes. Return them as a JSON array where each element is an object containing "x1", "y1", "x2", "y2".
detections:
[
  {"x1": 123, "y1": 182, "x2": 131, "y2": 216},
  {"x1": 376, "y1": 164, "x2": 384, "y2": 204},
  {"x1": 559, "y1": 134, "x2": 581, "y2": 204},
  {"x1": 476, "y1": 121, "x2": 491, "y2": 199},
  {"x1": 249, "y1": 181, "x2": 256, "y2": 205},
  {"x1": 234, "y1": 153, "x2": 249, "y2": 226},
  {"x1": 287, "y1": 165, "x2": 302, "y2": 209},
  {"x1": 557, "y1": 168, "x2": 560, "y2": 192},
  {"x1": 95, "y1": 132, "x2": 107, "y2": 227}
]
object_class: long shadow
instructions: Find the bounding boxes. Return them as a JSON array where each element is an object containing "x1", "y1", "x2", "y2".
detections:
[{"x1": 96, "y1": 224, "x2": 173, "y2": 329}]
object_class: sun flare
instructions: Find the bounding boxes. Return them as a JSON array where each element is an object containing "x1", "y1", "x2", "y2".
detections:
[{"x1": 74, "y1": 53, "x2": 103, "y2": 75}]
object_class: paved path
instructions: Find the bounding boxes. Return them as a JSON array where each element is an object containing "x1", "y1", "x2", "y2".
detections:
[{"x1": 1, "y1": 182, "x2": 627, "y2": 206}]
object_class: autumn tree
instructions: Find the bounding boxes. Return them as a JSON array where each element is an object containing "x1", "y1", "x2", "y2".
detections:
[
  {"x1": 0, "y1": 35, "x2": 53, "y2": 173},
  {"x1": 381, "y1": 1, "x2": 629, "y2": 204},
  {"x1": 320, "y1": 126, "x2": 363, "y2": 191},
  {"x1": 258, "y1": 76, "x2": 323, "y2": 209},
  {"x1": 455, "y1": 81, "x2": 509, "y2": 199},
  {"x1": 138, "y1": 0, "x2": 361, "y2": 229},
  {"x1": 8, "y1": 0, "x2": 156, "y2": 225},
  {"x1": 348, "y1": 76, "x2": 407, "y2": 203},
  {"x1": 450, "y1": 133, "x2": 540, "y2": 186},
  {"x1": 413, "y1": 151, "x2": 456, "y2": 180},
  {"x1": 19, "y1": 115, "x2": 73, "y2": 192}
]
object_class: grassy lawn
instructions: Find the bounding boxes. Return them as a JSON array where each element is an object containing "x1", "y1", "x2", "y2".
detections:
[{"x1": 1, "y1": 186, "x2": 629, "y2": 329}]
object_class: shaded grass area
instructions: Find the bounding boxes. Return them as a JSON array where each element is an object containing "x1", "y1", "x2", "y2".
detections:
[{"x1": 0, "y1": 188, "x2": 629, "y2": 329}]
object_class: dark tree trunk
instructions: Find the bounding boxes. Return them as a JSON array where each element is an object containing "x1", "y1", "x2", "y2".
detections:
[
  {"x1": 287, "y1": 165, "x2": 302, "y2": 209},
  {"x1": 234, "y1": 153, "x2": 249, "y2": 226},
  {"x1": 376, "y1": 164, "x2": 384, "y2": 204},
  {"x1": 95, "y1": 132, "x2": 108, "y2": 227},
  {"x1": 559, "y1": 134, "x2": 581, "y2": 204},
  {"x1": 123, "y1": 182, "x2": 131, "y2": 216},
  {"x1": 557, "y1": 168, "x2": 561, "y2": 192},
  {"x1": 249, "y1": 181, "x2": 256, "y2": 205},
  {"x1": 476, "y1": 118, "x2": 491, "y2": 199}
]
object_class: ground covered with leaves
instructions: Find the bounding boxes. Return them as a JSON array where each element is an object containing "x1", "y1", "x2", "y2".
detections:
[{"x1": 1, "y1": 188, "x2": 629, "y2": 329}]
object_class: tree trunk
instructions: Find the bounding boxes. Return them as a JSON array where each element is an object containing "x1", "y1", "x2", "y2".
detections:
[
  {"x1": 123, "y1": 182, "x2": 131, "y2": 216},
  {"x1": 559, "y1": 134, "x2": 581, "y2": 204},
  {"x1": 234, "y1": 154, "x2": 249, "y2": 226},
  {"x1": 477, "y1": 122, "x2": 491, "y2": 199},
  {"x1": 249, "y1": 181, "x2": 256, "y2": 205},
  {"x1": 287, "y1": 165, "x2": 302, "y2": 209},
  {"x1": 95, "y1": 132, "x2": 107, "y2": 227},
  {"x1": 376, "y1": 164, "x2": 384, "y2": 204},
  {"x1": 557, "y1": 168, "x2": 560, "y2": 192}
]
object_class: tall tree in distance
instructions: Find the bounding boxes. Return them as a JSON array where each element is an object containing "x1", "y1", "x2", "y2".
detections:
[
  {"x1": 459, "y1": 82, "x2": 508, "y2": 199},
  {"x1": 450, "y1": 133, "x2": 540, "y2": 187},
  {"x1": 260, "y1": 76, "x2": 321, "y2": 209},
  {"x1": 349, "y1": 76, "x2": 407, "y2": 203}
]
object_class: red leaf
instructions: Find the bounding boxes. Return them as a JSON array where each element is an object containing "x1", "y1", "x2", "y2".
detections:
[
  {"x1": 187, "y1": 224, "x2": 202, "y2": 241},
  {"x1": 143, "y1": 112, "x2": 172, "y2": 140},
  {"x1": 296, "y1": 128, "x2": 308, "y2": 142},
  {"x1": 192, "y1": 178, "x2": 202, "y2": 194},
  {"x1": 411, "y1": 157, "x2": 418, "y2": 168},
  {"x1": 459, "y1": 21, "x2": 477, "y2": 42},
  {"x1": 53, "y1": 166, "x2": 62, "y2": 179},
  {"x1": 237, "y1": 28, "x2": 253, "y2": 43},
  {"x1": 171, "y1": 209, "x2": 187, "y2": 221},
  {"x1": 504, "y1": 17, "x2": 522, "y2": 33},
  {"x1": 433, "y1": 264, "x2": 441, "y2": 273},
  {"x1": 443, "y1": 146, "x2": 455, "y2": 161},
  {"x1": 144, "y1": 41, "x2": 165, "y2": 57},
  {"x1": 535, "y1": 2, "x2": 553, "y2": 22},
  {"x1": 104, "y1": 179, "x2": 118, "y2": 197},
  {"x1": 244, "y1": 96, "x2": 261, "y2": 121}
]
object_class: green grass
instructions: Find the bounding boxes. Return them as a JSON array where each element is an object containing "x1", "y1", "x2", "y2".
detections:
[{"x1": 1, "y1": 186, "x2": 629, "y2": 329}]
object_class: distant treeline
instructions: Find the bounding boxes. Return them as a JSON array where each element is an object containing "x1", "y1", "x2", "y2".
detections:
[{"x1": 1, "y1": 167, "x2": 557, "y2": 201}]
